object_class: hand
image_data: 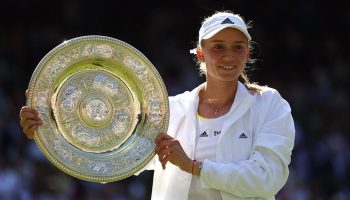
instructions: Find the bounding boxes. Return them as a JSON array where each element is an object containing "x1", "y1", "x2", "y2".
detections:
[
  {"x1": 155, "y1": 133, "x2": 192, "y2": 173},
  {"x1": 19, "y1": 90, "x2": 43, "y2": 139}
]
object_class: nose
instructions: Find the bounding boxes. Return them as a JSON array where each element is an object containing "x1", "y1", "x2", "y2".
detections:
[{"x1": 221, "y1": 53, "x2": 235, "y2": 62}]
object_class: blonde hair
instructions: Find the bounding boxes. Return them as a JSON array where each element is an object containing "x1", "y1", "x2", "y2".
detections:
[{"x1": 196, "y1": 11, "x2": 264, "y2": 93}]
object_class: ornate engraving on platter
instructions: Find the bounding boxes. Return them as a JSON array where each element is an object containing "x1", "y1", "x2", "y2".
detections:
[
  {"x1": 123, "y1": 55, "x2": 148, "y2": 78},
  {"x1": 27, "y1": 35, "x2": 169, "y2": 183},
  {"x1": 83, "y1": 44, "x2": 113, "y2": 58},
  {"x1": 53, "y1": 139, "x2": 74, "y2": 162},
  {"x1": 86, "y1": 160, "x2": 113, "y2": 174},
  {"x1": 51, "y1": 69, "x2": 139, "y2": 153}
]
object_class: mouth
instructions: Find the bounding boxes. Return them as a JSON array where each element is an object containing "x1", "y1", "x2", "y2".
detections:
[{"x1": 218, "y1": 65, "x2": 236, "y2": 71}]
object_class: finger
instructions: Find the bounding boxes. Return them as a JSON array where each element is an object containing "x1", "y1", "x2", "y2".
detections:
[
  {"x1": 158, "y1": 152, "x2": 172, "y2": 169},
  {"x1": 24, "y1": 106, "x2": 39, "y2": 115},
  {"x1": 21, "y1": 111, "x2": 39, "y2": 121},
  {"x1": 20, "y1": 113, "x2": 42, "y2": 128},
  {"x1": 20, "y1": 106, "x2": 39, "y2": 117},
  {"x1": 156, "y1": 140, "x2": 175, "y2": 153},
  {"x1": 156, "y1": 133, "x2": 173, "y2": 144},
  {"x1": 156, "y1": 150, "x2": 168, "y2": 170},
  {"x1": 25, "y1": 89, "x2": 28, "y2": 98},
  {"x1": 20, "y1": 108, "x2": 41, "y2": 121},
  {"x1": 162, "y1": 159, "x2": 167, "y2": 169},
  {"x1": 157, "y1": 152, "x2": 168, "y2": 168},
  {"x1": 26, "y1": 125, "x2": 38, "y2": 139},
  {"x1": 161, "y1": 153, "x2": 173, "y2": 169},
  {"x1": 157, "y1": 146, "x2": 174, "y2": 161},
  {"x1": 157, "y1": 138, "x2": 182, "y2": 153},
  {"x1": 23, "y1": 119, "x2": 42, "y2": 135},
  {"x1": 22, "y1": 119, "x2": 42, "y2": 132},
  {"x1": 155, "y1": 133, "x2": 166, "y2": 144}
]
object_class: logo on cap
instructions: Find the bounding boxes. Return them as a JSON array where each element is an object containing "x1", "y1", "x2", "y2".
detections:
[{"x1": 221, "y1": 18, "x2": 235, "y2": 25}]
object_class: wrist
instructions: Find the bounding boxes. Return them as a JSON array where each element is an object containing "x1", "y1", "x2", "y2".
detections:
[
  {"x1": 185, "y1": 158, "x2": 193, "y2": 173},
  {"x1": 192, "y1": 160, "x2": 203, "y2": 176}
]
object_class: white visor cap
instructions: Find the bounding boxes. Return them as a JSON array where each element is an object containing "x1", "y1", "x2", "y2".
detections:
[{"x1": 199, "y1": 12, "x2": 251, "y2": 45}]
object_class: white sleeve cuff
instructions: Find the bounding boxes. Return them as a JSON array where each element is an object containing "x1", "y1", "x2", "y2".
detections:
[{"x1": 199, "y1": 159, "x2": 212, "y2": 189}]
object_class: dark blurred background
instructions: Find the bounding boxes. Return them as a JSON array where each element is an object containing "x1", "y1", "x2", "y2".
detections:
[{"x1": 1, "y1": 0, "x2": 349, "y2": 199}]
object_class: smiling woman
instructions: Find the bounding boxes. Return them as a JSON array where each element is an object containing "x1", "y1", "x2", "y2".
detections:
[
  {"x1": 150, "y1": 11, "x2": 295, "y2": 200},
  {"x1": 194, "y1": 12, "x2": 262, "y2": 94},
  {"x1": 199, "y1": 28, "x2": 249, "y2": 83},
  {"x1": 19, "y1": 11, "x2": 295, "y2": 200},
  {"x1": 195, "y1": 28, "x2": 250, "y2": 119}
]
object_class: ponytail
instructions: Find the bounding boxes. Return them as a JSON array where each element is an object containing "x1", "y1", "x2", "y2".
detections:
[{"x1": 239, "y1": 69, "x2": 265, "y2": 93}]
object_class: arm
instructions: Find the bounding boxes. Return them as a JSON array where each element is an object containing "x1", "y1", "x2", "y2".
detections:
[{"x1": 200, "y1": 92, "x2": 295, "y2": 198}]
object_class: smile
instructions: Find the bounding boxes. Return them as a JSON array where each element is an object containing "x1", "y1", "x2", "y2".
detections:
[{"x1": 219, "y1": 65, "x2": 236, "y2": 70}]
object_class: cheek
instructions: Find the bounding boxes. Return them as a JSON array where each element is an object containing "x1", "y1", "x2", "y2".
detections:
[
  {"x1": 204, "y1": 51, "x2": 222, "y2": 62},
  {"x1": 236, "y1": 52, "x2": 249, "y2": 64}
]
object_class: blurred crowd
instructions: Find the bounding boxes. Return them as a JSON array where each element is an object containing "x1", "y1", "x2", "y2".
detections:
[{"x1": 1, "y1": 0, "x2": 349, "y2": 199}]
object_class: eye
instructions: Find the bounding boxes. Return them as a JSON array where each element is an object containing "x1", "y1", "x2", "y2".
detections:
[
  {"x1": 213, "y1": 44, "x2": 224, "y2": 50},
  {"x1": 234, "y1": 45, "x2": 243, "y2": 50}
]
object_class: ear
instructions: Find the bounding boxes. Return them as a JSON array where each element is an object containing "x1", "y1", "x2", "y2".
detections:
[
  {"x1": 246, "y1": 49, "x2": 250, "y2": 60},
  {"x1": 196, "y1": 47, "x2": 204, "y2": 62}
]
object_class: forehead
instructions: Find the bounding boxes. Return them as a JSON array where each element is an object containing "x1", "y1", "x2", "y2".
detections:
[{"x1": 209, "y1": 28, "x2": 248, "y2": 42}]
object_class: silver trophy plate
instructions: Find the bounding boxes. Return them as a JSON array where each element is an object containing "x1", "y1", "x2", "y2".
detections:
[{"x1": 26, "y1": 35, "x2": 169, "y2": 182}]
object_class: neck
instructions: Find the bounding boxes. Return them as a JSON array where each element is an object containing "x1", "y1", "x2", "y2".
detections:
[
  {"x1": 201, "y1": 79, "x2": 238, "y2": 105},
  {"x1": 197, "y1": 79, "x2": 238, "y2": 118}
]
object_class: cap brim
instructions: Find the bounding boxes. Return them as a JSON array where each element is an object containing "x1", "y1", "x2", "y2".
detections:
[{"x1": 202, "y1": 24, "x2": 251, "y2": 41}]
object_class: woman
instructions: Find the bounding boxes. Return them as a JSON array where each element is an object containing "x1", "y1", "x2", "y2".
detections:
[{"x1": 20, "y1": 11, "x2": 295, "y2": 200}]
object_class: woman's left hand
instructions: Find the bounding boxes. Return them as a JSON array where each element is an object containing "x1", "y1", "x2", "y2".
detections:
[{"x1": 155, "y1": 133, "x2": 192, "y2": 173}]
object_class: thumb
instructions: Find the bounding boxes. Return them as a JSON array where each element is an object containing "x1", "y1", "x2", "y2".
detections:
[{"x1": 25, "y1": 89, "x2": 28, "y2": 99}]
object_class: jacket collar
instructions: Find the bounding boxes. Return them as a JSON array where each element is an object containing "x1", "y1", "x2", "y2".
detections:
[{"x1": 178, "y1": 81, "x2": 255, "y2": 123}]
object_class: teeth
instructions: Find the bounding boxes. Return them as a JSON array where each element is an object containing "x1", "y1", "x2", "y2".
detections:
[{"x1": 220, "y1": 65, "x2": 234, "y2": 70}]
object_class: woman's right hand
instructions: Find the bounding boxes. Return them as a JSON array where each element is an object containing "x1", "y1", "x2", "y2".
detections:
[
  {"x1": 19, "y1": 106, "x2": 43, "y2": 139},
  {"x1": 19, "y1": 90, "x2": 43, "y2": 139}
]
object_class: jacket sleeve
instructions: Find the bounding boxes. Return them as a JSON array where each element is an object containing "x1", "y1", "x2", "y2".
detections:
[{"x1": 200, "y1": 90, "x2": 295, "y2": 198}]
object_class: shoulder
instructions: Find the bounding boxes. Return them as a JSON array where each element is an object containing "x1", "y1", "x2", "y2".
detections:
[
  {"x1": 169, "y1": 91, "x2": 190, "y2": 104},
  {"x1": 249, "y1": 86, "x2": 294, "y2": 135},
  {"x1": 169, "y1": 83, "x2": 204, "y2": 104},
  {"x1": 169, "y1": 91, "x2": 189, "y2": 101},
  {"x1": 253, "y1": 86, "x2": 283, "y2": 101},
  {"x1": 168, "y1": 91, "x2": 194, "y2": 113},
  {"x1": 252, "y1": 86, "x2": 291, "y2": 113},
  {"x1": 242, "y1": 82, "x2": 281, "y2": 102}
]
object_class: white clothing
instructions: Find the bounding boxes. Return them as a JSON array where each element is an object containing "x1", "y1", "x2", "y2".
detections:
[
  {"x1": 188, "y1": 114, "x2": 226, "y2": 199},
  {"x1": 142, "y1": 81, "x2": 295, "y2": 200},
  {"x1": 194, "y1": 113, "x2": 226, "y2": 162}
]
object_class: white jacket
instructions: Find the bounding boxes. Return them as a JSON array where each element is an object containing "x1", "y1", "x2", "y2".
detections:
[{"x1": 143, "y1": 82, "x2": 295, "y2": 200}]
